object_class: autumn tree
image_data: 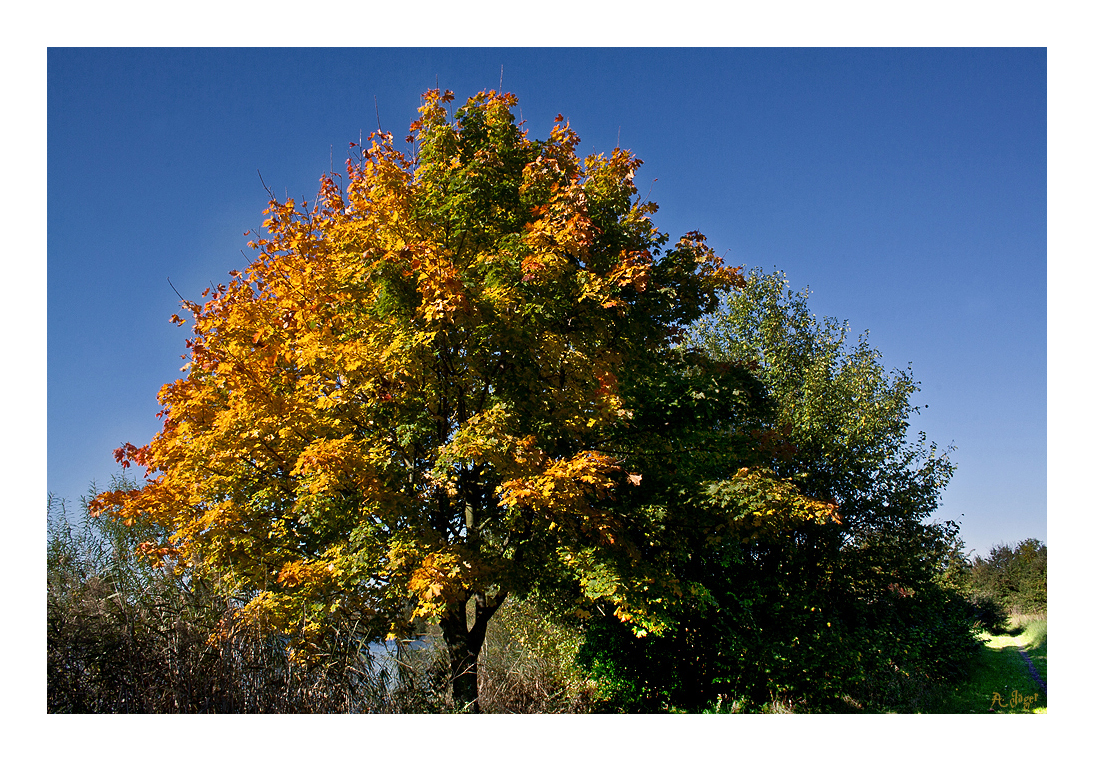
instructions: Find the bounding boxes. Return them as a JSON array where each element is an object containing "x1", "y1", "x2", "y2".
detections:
[{"x1": 91, "y1": 91, "x2": 836, "y2": 711}]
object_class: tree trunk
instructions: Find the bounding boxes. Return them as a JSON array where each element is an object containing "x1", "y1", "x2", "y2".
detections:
[{"x1": 439, "y1": 590, "x2": 507, "y2": 713}]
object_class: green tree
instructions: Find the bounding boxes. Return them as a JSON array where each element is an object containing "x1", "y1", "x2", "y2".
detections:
[
  {"x1": 90, "y1": 92, "x2": 831, "y2": 711},
  {"x1": 578, "y1": 269, "x2": 972, "y2": 711},
  {"x1": 965, "y1": 539, "x2": 1047, "y2": 615}
]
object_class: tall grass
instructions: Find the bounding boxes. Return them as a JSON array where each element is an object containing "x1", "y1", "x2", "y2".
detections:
[
  {"x1": 1021, "y1": 618, "x2": 1047, "y2": 689},
  {"x1": 477, "y1": 596, "x2": 594, "y2": 713},
  {"x1": 47, "y1": 487, "x2": 595, "y2": 713},
  {"x1": 47, "y1": 488, "x2": 449, "y2": 713}
]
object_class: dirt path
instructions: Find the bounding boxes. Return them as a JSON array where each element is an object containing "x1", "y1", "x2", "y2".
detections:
[{"x1": 1017, "y1": 647, "x2": 1046, "y2": 696}]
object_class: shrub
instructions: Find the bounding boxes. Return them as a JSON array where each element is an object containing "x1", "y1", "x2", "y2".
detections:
[
  {"x1": 965, "y1": 593, "x2": 1010, "y2": 636},
  {"x1": 47, "y1": 484, "x2": 445, "y2": 713},
  {"x1": 478, "y1": 595, "x2": 594, "y2": 713}
]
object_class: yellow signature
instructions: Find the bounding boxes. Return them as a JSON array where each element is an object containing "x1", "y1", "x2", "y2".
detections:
[{"x1": 990, "y1": 690, "x2": 1041, "y2": 711}]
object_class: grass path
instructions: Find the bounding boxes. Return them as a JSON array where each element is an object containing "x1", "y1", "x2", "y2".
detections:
[{"x1": 935, "y1": 615, "x2": 1047, "y2": 713}]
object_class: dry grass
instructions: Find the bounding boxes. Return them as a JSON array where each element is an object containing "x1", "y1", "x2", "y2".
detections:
[{"x1": 48, "y1": 493, "x2": 596, "y2": 713}]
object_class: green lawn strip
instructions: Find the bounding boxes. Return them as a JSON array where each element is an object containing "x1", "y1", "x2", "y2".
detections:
[{"x1": 936, "y1": 616, "x2": 1046, "y2": 713}]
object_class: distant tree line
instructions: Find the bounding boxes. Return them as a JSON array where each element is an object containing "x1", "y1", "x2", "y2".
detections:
[{"x1": 957, "y1": 539, "x2": 1046, "y2": 633}]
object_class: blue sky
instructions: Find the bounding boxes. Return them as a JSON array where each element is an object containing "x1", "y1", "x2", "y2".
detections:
[{"x1": 46, "y1": 47, "x2": 1046, "y2": 557}]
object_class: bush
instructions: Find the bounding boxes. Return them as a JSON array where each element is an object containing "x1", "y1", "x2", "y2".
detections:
[
  {"x1": 47, "y1": 485, "x2": 446, "y2": 713},
  {"x1": 478, "y1": 595, "x2": 594, "y2": 713},
  {"x1": 576, "y1": 526, "x2": 981, "y2": 714},
  {"x1": 964, "y1": 593, "x2": 1010, "y2": 636}
]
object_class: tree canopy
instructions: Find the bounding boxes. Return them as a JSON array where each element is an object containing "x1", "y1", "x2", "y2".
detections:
[
  {"x1": 90, "y1": 90, "x2": 839, "y2": 710},
  {"x1": 963, "y1": 539, "x2": 1047, "y2": 615}
]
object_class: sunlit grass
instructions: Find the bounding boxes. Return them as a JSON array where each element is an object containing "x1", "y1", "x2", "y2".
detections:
[{"x1": 934, "y1": 614, "x2": 1047, "y2": 713}]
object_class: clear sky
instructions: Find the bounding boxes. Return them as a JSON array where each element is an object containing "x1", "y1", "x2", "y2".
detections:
[{"x1": 47, "y1": 47, "x2": 1046, "y2": 558}]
